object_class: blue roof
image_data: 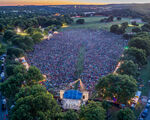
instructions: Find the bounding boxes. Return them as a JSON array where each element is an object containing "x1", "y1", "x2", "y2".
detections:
[{"x1": 63, "y1": 90, "x2": 82, "y2": 100}]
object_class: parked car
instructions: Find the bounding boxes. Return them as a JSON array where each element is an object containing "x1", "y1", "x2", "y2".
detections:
[
  {"x1": 2, "y1": 54, "x2": 6, "y2": 58},
  {"x1": 146, "y1": 103, "x2": 150, "y2": 109},
  {"x1": 141, "y1": 108, "x2": 148, "y2": 118},
  {"x1": 147, "y1": 99, "x2": 150, "y2": 106},
  {"x1": 139, "y1": 118, "x2": 144, "y2": 120},
  {"x1": 2, "y1": 98, "x2": 6, "y2": 110}
]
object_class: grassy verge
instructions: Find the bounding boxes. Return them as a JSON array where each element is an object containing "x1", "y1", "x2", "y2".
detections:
[
  {"x1": 133, "y1": 57, "x2": 150, "y2": 119},
  {"x1": 139, "y1": 57, "x2": 150, "y2": 96}
]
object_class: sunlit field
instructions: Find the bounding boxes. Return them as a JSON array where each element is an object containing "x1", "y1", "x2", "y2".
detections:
[{"x1": 61, "y1": 16, "x2": 144, "y2": 33}]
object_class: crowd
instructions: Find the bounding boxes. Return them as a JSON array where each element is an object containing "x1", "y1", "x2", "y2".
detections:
[{"x1": 26, "y1": 29, "x2": 127, "y2": 91}]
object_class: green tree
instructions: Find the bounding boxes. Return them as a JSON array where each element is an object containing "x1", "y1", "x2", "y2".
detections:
[
  {"x1": 26, "y1": 66, "x2": 43, "y2": 85},
  {"x1": 0, "y1": 73, "x2": 26, "y2": 98},
  {"x1": 80, "y1": 101, "x2": 106, "y2": 120},
  {"x1": 123, "y1": 47, "x2": 147, "y2": 66},
  {"x1": 13, "y1": 65, "x2": 27, "y2": 75},
  {"x1": 141, "y1": 23, "x2": 150, "y2": 32},
  {"x1": 117, "y1": 60, "x2": 139, "y2": 77},
  {"x1": 5, "y1": 64, "x2": 17, "y2": 76},
  {"x1": 32, "y1": 32, "x2": 43, "y2": 43},
  {"x1": 132, "y1": 28, "x2": 141, "y2": 33},
  {"x1": 11, "y1": 85, "x2": 61, "y2": 120},
  {"x1": 128, "y1": 37, "x2": 150, "y2": 56},
  {"x1": 96, "y1": 74, "x2": 137, "y2": 104},
  {"x1": 110, "y1": 24, "x2": 119, "y2": 33},
  {"x1": 7, "y1": 47, "x2": 24, "y2": 58},
  {"x1": 121, "y1": 22, "x2": 128, "y2": 29},
  {"x1": 76, "y1": 19, "x2": 85, "y2": 24},
  {"x1": 63, "y1": 110, "x2": 79, "y2": 120},
  {"x1": 117, "y1": 108, "x2": 135, "y2": 120},
  {"x1": 3, "y1": 30, "x2": 16, "y2": 43},
  {"x1": 0, "y1": 24, "x2": 4, "y2": 32}
]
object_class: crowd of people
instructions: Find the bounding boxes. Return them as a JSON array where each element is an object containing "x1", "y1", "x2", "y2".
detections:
[{"x1": 26, "y1": 29, "x2": 127, "y2": 91}]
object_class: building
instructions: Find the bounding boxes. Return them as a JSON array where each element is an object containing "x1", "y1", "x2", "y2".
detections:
[{"x1": 60, "y1": 79, "x2": 89, "y2": 110}]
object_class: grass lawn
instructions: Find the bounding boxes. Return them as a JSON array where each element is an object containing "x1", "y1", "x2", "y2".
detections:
[
  {"x1": 61, "y1": 16, "x2": 144, "y2": 32},
  {"x1": 139, "y1": 57, "x2": 150, "y2": 96}
]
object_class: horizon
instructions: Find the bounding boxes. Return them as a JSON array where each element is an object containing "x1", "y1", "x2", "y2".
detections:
[{"x1": 0, "y1": 0, "x2": 150, "y2": 6}]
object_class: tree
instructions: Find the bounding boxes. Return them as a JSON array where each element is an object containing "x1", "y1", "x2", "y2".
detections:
[
  {"x1": 128, "y1": 37, "x2": 150, "y2": 56},
  {"x1": 107, "y1": 16, "x2": 114, "y2": 22},
  {"x1": 0, "y1": 24, "x2": 4, "y2": 32},
  {"x1": 13, "y1": 65, "x2": 27, "y2": 75},
  {"x1": 11, "y1": 85, "x2": 61, "y2": 120},
  {"x1": 76, "y1": 19, "x2": 85, "y2": 24},
  {"x1": 0, "y1": 73, "x2": 26, "y2": 98},
  {"x1": 5, "y1": 64, "x2": 17, "y2": 77},
  {"x1": 63, "y1": 110, "x2": 79, "y2": 120},
  {"x1": 123, "y1": 47, "x2": 147, "y2": 66},
  {"x1": 80, "y1": 101, "x2": 106, "y2": 120},
  {"x1": 96, "y1": 74, "x2": 137, "y2": 104},
  {"x1": 117, "y1": 108, "x2": 135, "y2": 120},
  {"x1": 117, "y1": 17, "x2": 122, "y2": 21},
  {"x1": 131, "y1": 21, "x2": 138, "y2": 26},
  {"x1": 117, "y1": 60, "x2": 139, "y2": 77},
  {"x1": 26, "y1": 27, "x2": 35, "y2": 35},
  {"x1": 21, "y1": 36, "x2": 34, "y2": 51},
  {"x1": 32, "y1": 32, "x2": 43, "y2": 43},
  {"x1": 141, "y1": 23, "x2": 150, "y2": 32},
  {"x1": 26, "y1": 66, "x2": 43, "y2": 85},
  {"x1": 110, "y1": 25, "x2": 119, "y2": 33},
  {"x1": 3, "y1": 30, "x2": 16, "y2": 43},
  {"x1": 110, "y1": 25, "x2": 126, "y2": 34},
  {"x1": 132, "y1": 28, "x2": 141, "y2": 33},
  {"x1": 121, "y1": 22, "x2": 128, "y2": 29},
  {"x1": 0, "y1": 44, "x2": 6, "y2": 55},
  {"x1": 7, "y1": 47, "x2": 24, "y2": 58}
]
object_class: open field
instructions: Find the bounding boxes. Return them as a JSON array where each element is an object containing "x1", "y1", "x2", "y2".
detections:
[
  {"x1": 61, "y1": 16, "x2": 144, "y2": 33},
  {"x1": 27, "y1": 29, "x2": 127, "y2": 91}
]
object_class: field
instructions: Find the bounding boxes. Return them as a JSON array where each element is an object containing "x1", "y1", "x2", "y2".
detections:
[
  {"x1": 61, "y1": 16, "x2": 144, "y2": 32},
  {"x1": 27, "y1": 29, "x2": 127, "y2": 91},
  {"x1": 139, "y1": 57, "x2": 150, "y2": 96}
]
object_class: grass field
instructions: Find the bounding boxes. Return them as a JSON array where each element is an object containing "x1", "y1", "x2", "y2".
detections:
[
  {"x1": 139, "y1": 57, "x2": 150, "y2": 96},
  {"x1": 61, "y1": 16, "x2": 144, "y2": 32}
]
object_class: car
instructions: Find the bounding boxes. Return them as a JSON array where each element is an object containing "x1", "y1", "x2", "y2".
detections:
[
  {"x1": 141, "y1": 108, "x2": 148, "y2": 118},
  {"x1": 146, "y1": 103, "x2": 150, "y2": 109},
  {"x1": 2, "y1": 98, "x2": 6, "y2": 110},
  {"x1": 139, "y1": 118, "x2": 144, "y2": 120},
  {"x1": 2, "y1": 54, "x2": 6, "y2": 58},
  {"x1": 147, "y1": 99, "x2": 150, "y2": 106}
]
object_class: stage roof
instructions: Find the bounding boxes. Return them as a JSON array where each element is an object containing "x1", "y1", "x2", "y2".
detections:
[{"x1": 63, "y1": 89, "x2": 82, "y2": 100}]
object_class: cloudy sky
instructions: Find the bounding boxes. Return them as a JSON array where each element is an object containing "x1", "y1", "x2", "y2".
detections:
[{"x1": 0, "y1": 0, "x2": 150, "y2": 6}]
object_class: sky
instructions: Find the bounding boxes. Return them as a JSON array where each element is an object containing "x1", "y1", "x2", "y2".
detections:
[{"x1": 0, "y1": 0, "x2": 150, "y2": 6}]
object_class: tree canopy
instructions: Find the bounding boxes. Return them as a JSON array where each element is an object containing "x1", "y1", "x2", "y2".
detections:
[
  {"x1": 128, "y1": 37, "x2": 150, "y2": 56},
  {"x1": 117, "y1": 108, "x2": 135, "y2": 120},
  {"x1": 10, "y1": 85, "x2": 61, "y2": 120},
  {"x1": 96, "y1": 74, "x2": 137, "y2": 104},
  {"x1": 80, "y1": 101, "x2": 106, "y2": 120},
  {"x1": 123, "y1": 47, "x2": 147, "y2": 66},
  {"x1": 117, "y1": 60, "x2": 139, "y2": 77}
]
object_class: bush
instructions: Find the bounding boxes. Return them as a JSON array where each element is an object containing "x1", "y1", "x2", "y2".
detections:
[
  {"x1": 117, "y1": 17, "x2": 122, "y2": 21},
  {"x1": 7, "y1": 47, "x2": 24, "y2": 58},
  {"x1": 110, "y1": 24, "x2": 126, "y2": 34},
  {"x1": 131, "y1": 21, "x2": 139, "y2": 26},
  {"x1": 76, "y1": 19, "x2": 85, "y2": 24},
  {"x1": 132, "y1": 28, "x2": 141, "y2": 33}
]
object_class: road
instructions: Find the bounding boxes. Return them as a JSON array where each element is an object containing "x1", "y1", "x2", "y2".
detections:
[{"x1": 0, "y1": 92, "x2": 8, "y2": 120}]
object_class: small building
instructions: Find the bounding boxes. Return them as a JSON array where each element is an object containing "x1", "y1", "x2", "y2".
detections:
[{"x1": 60, "y1": 79, "x2": 89, "y2": 110}]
